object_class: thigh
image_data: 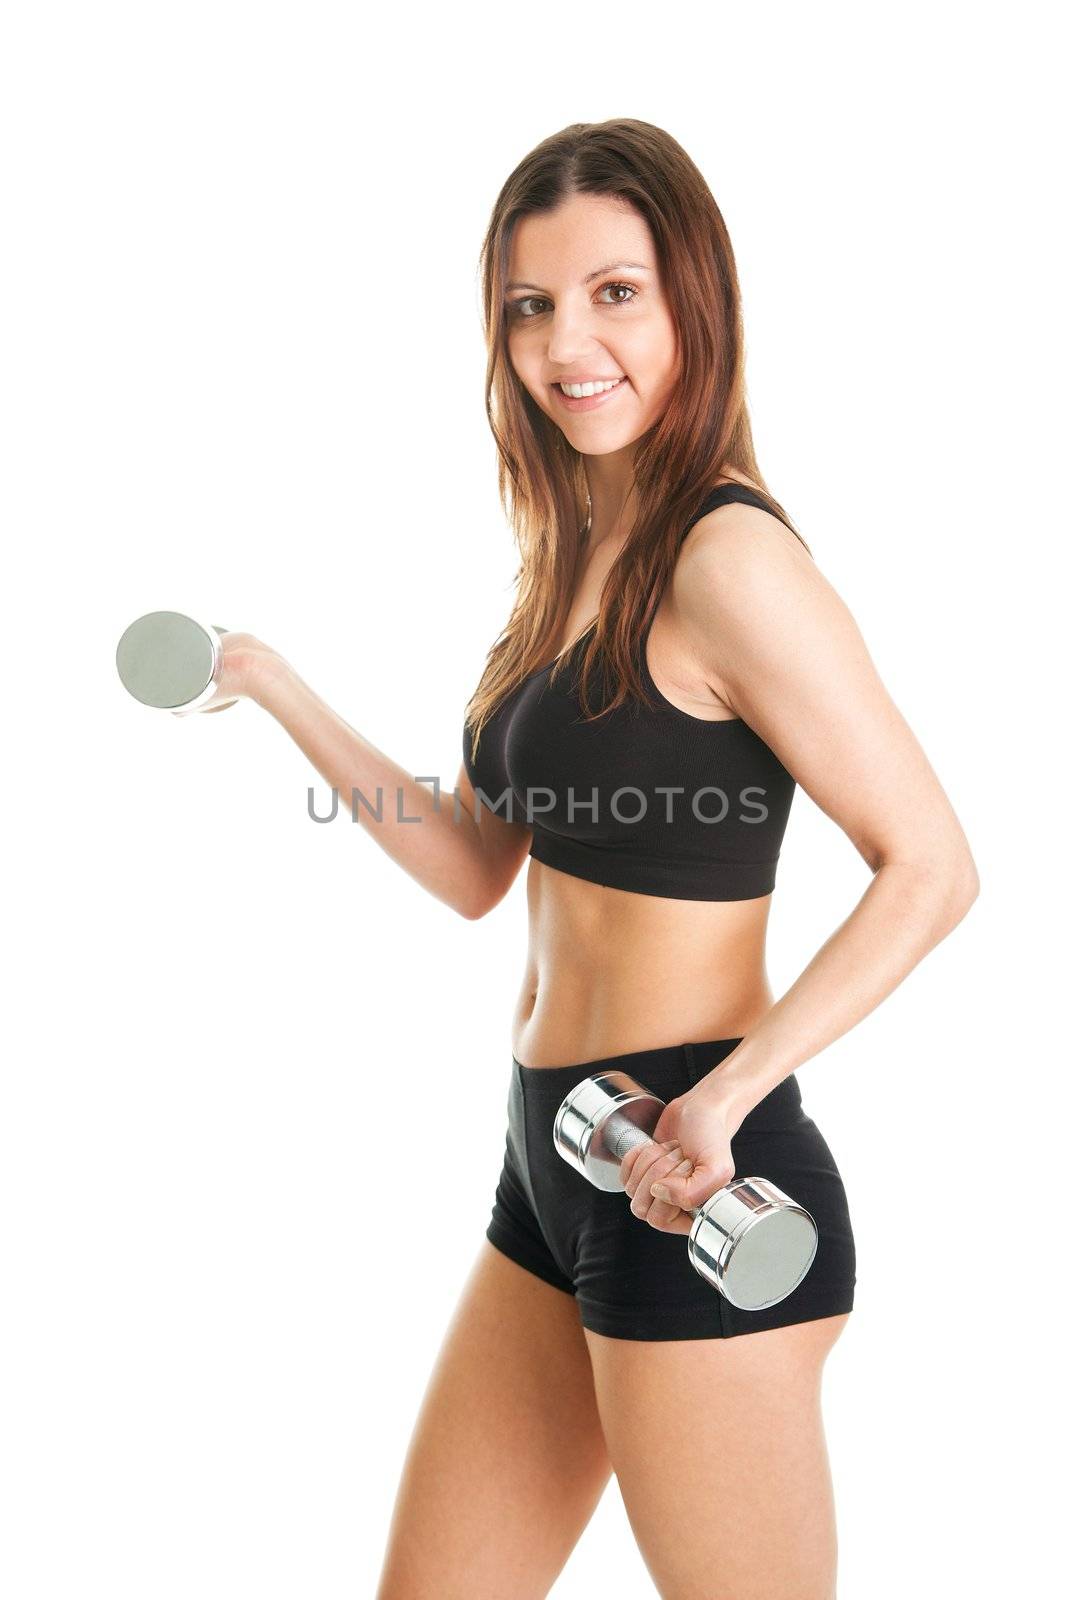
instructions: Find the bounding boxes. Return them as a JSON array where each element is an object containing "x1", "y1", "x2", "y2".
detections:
[
  {"x1": 584, "y1": 1313, "x2": 850, "y2": 1600},
  {"x1": 375, "y1": 1239, "x2": 612, "y2": 1600}
]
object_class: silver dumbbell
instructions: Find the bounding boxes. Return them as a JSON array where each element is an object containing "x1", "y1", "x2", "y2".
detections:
[
  {"x1": 116, "y1": 611, "x2": 236, "y2": 714},
  {"x1": 554, "y1": 1070, "x2": 818, "y2": 1311}
]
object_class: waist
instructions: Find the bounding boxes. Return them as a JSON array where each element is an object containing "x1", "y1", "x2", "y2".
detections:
[
  {"x1": 526, "y1": 854, "x2": 773, "y2": 951},
  {"x1": 516, "y1": 870, "x2": 774, "y2": 1068},
  {"x1": 512, "y1": 1035, "x2": 807, "y2": 1137}
]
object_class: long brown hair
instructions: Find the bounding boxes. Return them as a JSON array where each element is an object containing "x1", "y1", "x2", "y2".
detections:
[{"x1": 465, "y1": 117, "x2": 811, "y2": 765}]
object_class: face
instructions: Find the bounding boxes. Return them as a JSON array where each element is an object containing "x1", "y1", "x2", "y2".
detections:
[{"x1": 504, "y1": 193, "x2": 681, "y2": 458}]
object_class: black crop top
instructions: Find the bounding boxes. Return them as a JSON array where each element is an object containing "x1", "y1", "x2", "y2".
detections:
[{"x1": 462, "y1": 483, "x2": 798, "y2": 902}]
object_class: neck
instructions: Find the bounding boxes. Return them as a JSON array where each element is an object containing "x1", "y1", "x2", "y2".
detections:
[{"x1": 582, "y1": 450, "x2": 638, "y2": 546}]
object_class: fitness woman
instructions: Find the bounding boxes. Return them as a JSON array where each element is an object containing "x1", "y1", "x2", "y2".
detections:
[{"x1": 197, "y1": 121, "x2": 979, "y2": 1598}]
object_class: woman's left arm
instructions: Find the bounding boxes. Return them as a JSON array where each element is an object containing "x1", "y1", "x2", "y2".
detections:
[{"x1": 625, "y1": 506, "x2": 979, "y2": 1227}]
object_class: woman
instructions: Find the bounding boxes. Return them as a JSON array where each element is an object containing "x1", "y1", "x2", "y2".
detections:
[{"x1": 202, "y1": 121, "x2": 979, "y2": 1599}]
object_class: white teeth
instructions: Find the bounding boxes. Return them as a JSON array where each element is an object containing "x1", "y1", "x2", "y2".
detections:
[{"x1": 560, "y1": 377, "x2": 623, "y2": 398}]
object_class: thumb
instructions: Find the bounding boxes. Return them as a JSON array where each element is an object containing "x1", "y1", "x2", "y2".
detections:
[
  {"x1": 649, "y1": 1157, "x2": 696, "y2": 1208},
  {"x1": 651, "y1": 1157, "x2": 730, "y2": 1210}
]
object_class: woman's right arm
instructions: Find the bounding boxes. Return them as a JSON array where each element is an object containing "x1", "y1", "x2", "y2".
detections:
[{"x1": 230, "y1": 638, "x2": 531, "y2": 921}]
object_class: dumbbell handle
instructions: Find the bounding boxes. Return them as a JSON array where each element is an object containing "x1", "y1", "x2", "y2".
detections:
[{"x1": 606, "y1": 1121, "x2": 712, "y2": 1221}]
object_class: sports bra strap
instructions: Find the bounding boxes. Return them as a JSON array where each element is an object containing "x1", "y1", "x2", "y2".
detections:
[{"x1": 682, "y1": 481, "x2": 786, "y2": 537}]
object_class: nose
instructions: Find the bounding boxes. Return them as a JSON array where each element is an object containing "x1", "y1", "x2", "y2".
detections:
[{"x1": 545, "y1": 296, "x2": 605, "y2": 369}]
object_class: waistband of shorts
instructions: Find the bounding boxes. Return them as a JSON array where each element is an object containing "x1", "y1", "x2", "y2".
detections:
[
  {"x1": 512, "y1": 1036, "x2": 804, "y2": 1133},
  {"x1": 513, "y1": 1035, "x2": 743, "y2": 1088}
]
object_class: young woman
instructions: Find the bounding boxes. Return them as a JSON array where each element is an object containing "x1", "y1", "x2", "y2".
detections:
[{"x1": 202, "y1": 121, "x2": 979, "y2": 1599}]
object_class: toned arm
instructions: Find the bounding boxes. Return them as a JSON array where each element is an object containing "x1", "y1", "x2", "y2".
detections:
[
  {"x1": 669, "y1": 501, "x2": 980, "y2": 1121},
  {"x1": 254, "y1": 659, "x2": 532, "y2": 920}
]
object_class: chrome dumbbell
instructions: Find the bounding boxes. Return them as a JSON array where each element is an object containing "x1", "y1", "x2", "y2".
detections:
[
  {"x1": 554, "y1": 1070, "x2": 818, "y2": 1311},
  {"x1": 116, "y1": 611, "x2": 236, "y2": 714}
]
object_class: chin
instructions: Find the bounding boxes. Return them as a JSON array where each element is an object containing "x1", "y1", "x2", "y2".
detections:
[
  {"x1": 576, "y1": 436, "x2": 639, "y2": 458},
  {"x1": 569, "y1": 422, "x2": 647, "y2": 454}
]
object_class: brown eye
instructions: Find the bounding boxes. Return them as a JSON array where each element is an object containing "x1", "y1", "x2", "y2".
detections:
[
  {"x1": 507, "y1": 282, "x2": 639, "y2": 320},
  {"x1": 599, "y1": 282, "x2": 638, "y2": 306}
]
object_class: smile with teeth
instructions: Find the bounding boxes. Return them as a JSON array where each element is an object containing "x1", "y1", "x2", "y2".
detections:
[{"x1": 558, "y1": 377, "x2": 625, "y2": 398}]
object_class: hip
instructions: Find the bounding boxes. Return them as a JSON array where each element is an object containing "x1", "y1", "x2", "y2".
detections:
[{"x1": 493, "y1": 1033, "x2": 857, "y2": 1339}]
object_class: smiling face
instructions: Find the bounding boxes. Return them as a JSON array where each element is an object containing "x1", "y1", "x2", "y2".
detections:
[{"x1": 504, "y1": 192, "x2": 681, "y2": 458}]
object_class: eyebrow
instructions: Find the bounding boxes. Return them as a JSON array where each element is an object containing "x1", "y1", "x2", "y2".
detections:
[{"x1": 504, "y1": 260, "x2": 653, "y2": 293}]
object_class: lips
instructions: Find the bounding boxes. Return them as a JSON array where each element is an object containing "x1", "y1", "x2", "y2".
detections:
[{"x1": 553, "y1": 376, "x2": 630, "y2": 413}]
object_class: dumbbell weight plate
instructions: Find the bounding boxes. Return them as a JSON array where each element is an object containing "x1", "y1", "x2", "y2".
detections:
[
  {"x1": 553, "y1": 1070, "x2": 662, "y2": 1193},
  {"x1": 116, "y1": 611, "x2": 230, "y2": 712},
  {"x1": 690, "y1": 1179, "x2": 818, "y2": 1310}
]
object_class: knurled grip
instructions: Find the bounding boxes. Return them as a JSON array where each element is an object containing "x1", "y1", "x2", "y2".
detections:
[{"x1": 606, "y1": 1119, "x2": 659, "y2": 1161}]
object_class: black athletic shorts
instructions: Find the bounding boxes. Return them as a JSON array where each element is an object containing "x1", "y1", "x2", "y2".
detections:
[{"x1": 486, "y1": 1035, "x2": 857, "y2": 1341}]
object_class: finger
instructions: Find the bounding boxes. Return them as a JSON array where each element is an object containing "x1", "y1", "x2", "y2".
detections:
[
  {"x1": 631, "y1": 1153, "x2": 694, "y2": 1219},
  {"x1": 645, "y1": 1201, "x2": 692, "y2": 1234},
  {"x1": 622, "y1": 1144, "x2": 677, "y2": 1203},
  {"x1": 649, "y1": 1161, "x2": 734, "y2": 1211},
  {"x1": 646, "y1": 1153, "x2": 696, "y2": 1224},
  {"x1": 620, "y1": 1138, "x2": 680, "y2": 1194},
  {"x1": 174, "y1": 694, "x2": 239, "y2": 718}
]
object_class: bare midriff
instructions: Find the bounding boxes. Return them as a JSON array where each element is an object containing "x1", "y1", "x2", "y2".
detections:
[{"x1": 511, "y1": 858, "x2": 775, "y2": 1069}]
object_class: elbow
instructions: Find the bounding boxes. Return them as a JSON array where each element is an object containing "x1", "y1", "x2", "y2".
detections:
[
  {"x1": 457, "y1": 880, "x2": 503, "y2": 921},
  {"x1": 874, "y1": 845, "x2": 979, "y2": 938},
  {"x1": 936, "y1": 848, "x2": 980, "y2": 935},
  {"x1": 957, "y1": 854, "x2": 981, "y2": 919},
  {"x1": 961, "y1": 854, "x2": 981, "y2": 910}
]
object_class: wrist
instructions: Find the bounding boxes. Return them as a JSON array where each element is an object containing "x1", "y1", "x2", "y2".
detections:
[
  {"x1": 690, "y1": 1045, "x2": 773, "y2": 1138},
  {"x1": 688, "y1": 1077, "x2": 747, "y2": 1140},
  {"x1": 246, "y1": 650, "x2": 296, "y2": 710}
]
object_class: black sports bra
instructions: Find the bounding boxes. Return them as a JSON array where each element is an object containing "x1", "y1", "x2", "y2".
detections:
[{"x1": 462, "y1": 483, "x2": 798, "y2": 902}]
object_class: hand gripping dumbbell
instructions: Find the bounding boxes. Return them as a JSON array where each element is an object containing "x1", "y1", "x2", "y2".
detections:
[
  {"x1": 116, "y1": 611, "x2": 236, "y2": 714},
  {"x1": 554, "y1": 1070, "x2": 818, "y2": 1311}
]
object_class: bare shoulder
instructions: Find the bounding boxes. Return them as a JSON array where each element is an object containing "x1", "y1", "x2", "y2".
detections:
[
  {"x1": 672, "y1": 487, "x2": 863, "y2": 733},
  {"x1": 678, "y1": 489, "x2": 819, "y2": 610},
  {"x1": 669, "y1": 481, "x2": 829, "y2": 707},
  {"x1": 694, "y1": 474, "x2": 811, "y2": 556}
]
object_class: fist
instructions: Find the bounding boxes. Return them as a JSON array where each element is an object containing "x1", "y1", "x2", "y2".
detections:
[
  {"x1": 618, "y1": 1090, "x2": 739, "y2": 1236},
  {"x1": 618, "y1": 1138, "x2": 699, "y2": 1238},
  {"x1": 173, "y1": 630, "x2": 282, "y2": 716}
]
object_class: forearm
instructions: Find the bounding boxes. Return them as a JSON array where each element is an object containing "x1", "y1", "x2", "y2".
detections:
[
  {"x1": 252, "y1": 658, "x2": 491, "y2": 919},
  {"x1": 708, "y1": 859, "x2": 980, "y2": 1130}
]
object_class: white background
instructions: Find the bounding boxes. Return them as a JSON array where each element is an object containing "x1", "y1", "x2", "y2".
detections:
[{"x1": 3, "y1": 2, "x2": 1063, "y2": 1594}]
